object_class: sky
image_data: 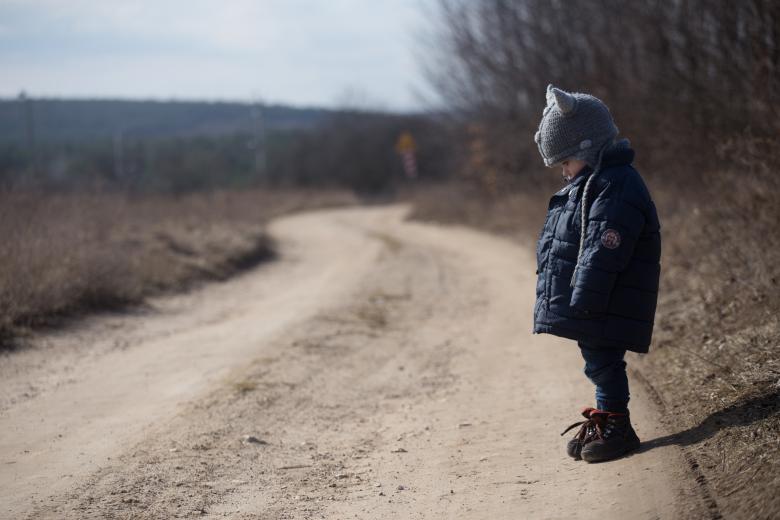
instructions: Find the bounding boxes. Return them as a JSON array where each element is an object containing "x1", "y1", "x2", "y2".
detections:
[{"x1": 0, "y1": 0, "x2": 438, "y2": 111}]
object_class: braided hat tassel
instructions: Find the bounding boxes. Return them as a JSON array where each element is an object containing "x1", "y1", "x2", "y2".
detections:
[{"x1": 570, "y1": 144, "x2": 609, "y2": 288}]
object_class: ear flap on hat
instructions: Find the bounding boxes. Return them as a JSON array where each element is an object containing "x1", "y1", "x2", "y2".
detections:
[
  {"x1": 552, "y1": 88, "x2": 576, "y2": 114},
  {"x1": 545, "y1": 84, "x2": 556, "y2": 106}
]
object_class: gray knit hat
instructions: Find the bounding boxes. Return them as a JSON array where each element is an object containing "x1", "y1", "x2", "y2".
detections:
[{"x1": 534, "y1": 84, "x2": 618, "y2": 168}]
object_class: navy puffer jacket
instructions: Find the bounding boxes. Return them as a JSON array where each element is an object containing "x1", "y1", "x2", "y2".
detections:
[{"x1": 532, "y1": 140, "x2": 661, "y2": 353}]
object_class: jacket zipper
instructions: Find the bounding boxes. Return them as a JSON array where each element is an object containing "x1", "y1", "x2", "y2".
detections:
[{"x1": 543, "y1": 209, "x2": 564, "y2": 310}]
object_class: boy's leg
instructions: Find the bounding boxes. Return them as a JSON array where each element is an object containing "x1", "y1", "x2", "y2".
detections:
[
  {"x1": 576, "y1": 341, "x2": 640, "y2": 462},
  {"x1": 577, "y1": 342, "x2": 629, "y2": 413}
]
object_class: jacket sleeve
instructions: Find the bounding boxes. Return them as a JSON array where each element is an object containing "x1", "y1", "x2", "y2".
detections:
[{"x1": 569, "y1": 176, "x2": 647, "y2": 314}]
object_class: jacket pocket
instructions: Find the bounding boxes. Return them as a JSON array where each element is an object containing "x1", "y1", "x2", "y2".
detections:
[
  {"x1": 571, "y1": 306, "x2": 607, "y2": 320},
  {"x1": 535, "y1": 211, "x2": 553, "y2": 266}
]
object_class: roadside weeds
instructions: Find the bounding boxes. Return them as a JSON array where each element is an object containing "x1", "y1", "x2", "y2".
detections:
[{"x1": 0, "y1": 188, "x2": 356, "y2": 348}]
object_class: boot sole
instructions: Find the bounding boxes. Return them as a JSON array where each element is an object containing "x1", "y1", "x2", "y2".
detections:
[{"x1": 581, "y1": 438, "x2": 640, "y2": 463}]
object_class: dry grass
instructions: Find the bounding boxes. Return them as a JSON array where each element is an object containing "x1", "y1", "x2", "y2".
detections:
[
  {"x1": 0, "y1": 188, "x2": 356, "y2": 346},
  {"x1": 406, "y1": 161, "x2": 780, "y2": 518},
  {"x1": 232, "y1": 380, "x2": 259, "y2": 394},
  {"x1": 636, "y1": 168, "x2": 780, "y2": 519},
  {"x1": 402, "y1": 180, "x2": 552, "y2": 245}
]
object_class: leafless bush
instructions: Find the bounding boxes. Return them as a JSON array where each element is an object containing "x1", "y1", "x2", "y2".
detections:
[
  {"x1": 0, "y1": 188, "x2": 355, "y2": 344},
  {"x1": 424, "y1": 0, "x2": 780, "y2": 185}
]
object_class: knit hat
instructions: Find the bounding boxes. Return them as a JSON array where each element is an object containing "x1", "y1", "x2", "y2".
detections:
[{"x1": 534, "y1": 84, "x2": 618, "y2": 168}]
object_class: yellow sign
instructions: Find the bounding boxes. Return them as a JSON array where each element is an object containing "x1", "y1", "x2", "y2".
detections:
[{"x1": 395, "y1": 131, "x2": 416, "y2": 154}]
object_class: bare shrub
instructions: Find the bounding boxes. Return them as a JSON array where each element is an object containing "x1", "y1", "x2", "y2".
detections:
[
  {"x1": 0, "y1": 188, "x2": 355, "y2": 343},
  {"x1": 423, "y1": 0, "x2": 780, "y2": 185}
]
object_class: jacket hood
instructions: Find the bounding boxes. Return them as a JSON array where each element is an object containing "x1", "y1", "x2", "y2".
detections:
[
  {"x1": 567, "y1": 138, "x2": 634, "y2": 187},
  {"x1": 600, "y1": 138, "x2": 634, "y2": 168}
]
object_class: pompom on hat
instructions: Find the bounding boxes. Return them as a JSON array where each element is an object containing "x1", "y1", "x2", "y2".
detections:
[{"x1": 534, "y1": 84, "x2": 618, "y2": 168}]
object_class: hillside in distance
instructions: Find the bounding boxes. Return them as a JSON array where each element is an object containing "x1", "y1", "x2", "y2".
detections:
[{"x1": 0, "y1": 98, "x2": 334, "y2": 144}]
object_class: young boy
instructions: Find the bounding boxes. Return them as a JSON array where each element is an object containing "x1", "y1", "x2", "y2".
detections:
[{"x1": 532, "y1": 85, "x2": 662, "y2": 463}]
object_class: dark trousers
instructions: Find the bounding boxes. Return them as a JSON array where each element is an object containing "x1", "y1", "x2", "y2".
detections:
[{"x1": 578, "y1": 341, "x2": 629, "y2": 413}]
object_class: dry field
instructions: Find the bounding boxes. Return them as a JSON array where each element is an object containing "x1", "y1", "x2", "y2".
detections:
[
  {"x1": 0, "y1": 188, "x2": 356, "y2": 347},
  {"x1": 406, "y1": 169, "x2": 780, "y2": 519}
]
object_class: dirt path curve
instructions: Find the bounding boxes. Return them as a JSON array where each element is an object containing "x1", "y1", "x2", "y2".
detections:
[{"x1": 0, "y1": 205, "x2": 708, "y2": 519}]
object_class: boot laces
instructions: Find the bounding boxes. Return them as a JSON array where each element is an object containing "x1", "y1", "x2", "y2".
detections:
[
  {"x1": 560, "y1": 407, "x2": 603, "y2": 442},
  {"x1": 561, "y1": 408, "x2": 627, "y2": 441}
]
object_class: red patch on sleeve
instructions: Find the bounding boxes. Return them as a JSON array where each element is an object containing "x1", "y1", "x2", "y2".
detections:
[{"x1": 600, "y1": 229, "x2": 621, "y2": 249}]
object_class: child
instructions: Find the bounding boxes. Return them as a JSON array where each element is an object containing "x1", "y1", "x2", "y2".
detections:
[{"x1": 532, "y1": 85, "x2": 662, "y2": 463}]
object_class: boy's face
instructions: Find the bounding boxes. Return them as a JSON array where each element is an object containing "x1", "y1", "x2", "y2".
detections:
[{"x1": 560, "y1": 158, "x2": 587, "y2": 180}]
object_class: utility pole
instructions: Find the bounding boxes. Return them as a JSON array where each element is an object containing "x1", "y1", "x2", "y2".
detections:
[
  {"x1": 19, "y1": 91, "x2": 38, "y2": 178},
  {"x1": 250, "y1": 99, "x2": 267, "y2": 183},
  {"x1": 113, "y1": 128, "x2": 125, "y2": 182}
]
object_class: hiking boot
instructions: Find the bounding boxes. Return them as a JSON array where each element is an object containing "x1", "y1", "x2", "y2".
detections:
[
  {"x1": 560, "y1": 407, "x2": 600, "y2": 460},
  {"x1": 580, "y1": 410, "x2": 640, "y2": 463}
]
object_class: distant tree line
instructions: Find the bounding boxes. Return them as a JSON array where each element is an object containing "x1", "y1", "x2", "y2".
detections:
[
  {"x1": 425, "y1": 0, "x2": 780, "y2": 186},
  {"x1": 0, "y1": 100, "x2": 454, "y2": 194},
  {"x1": 0, "y1": 98, "x2": 331, "y2": 143}
]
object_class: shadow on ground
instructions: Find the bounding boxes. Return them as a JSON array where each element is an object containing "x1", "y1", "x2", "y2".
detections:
[{"x1": 639, "y1": 390, "x2": 779, "y2": 452}]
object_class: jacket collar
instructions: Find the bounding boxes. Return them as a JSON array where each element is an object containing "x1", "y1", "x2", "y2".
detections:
[
  {"x1": 568, "y1": 166, "x2": 591, "y2": 186},
  {"x1": 563, "y1": 139, "x2": 635, "y2": 188}
]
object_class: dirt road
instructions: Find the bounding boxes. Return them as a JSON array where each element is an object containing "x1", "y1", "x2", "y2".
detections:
[{"x1": 1, "y1": 205, "x2": 710, "y2": 519}]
